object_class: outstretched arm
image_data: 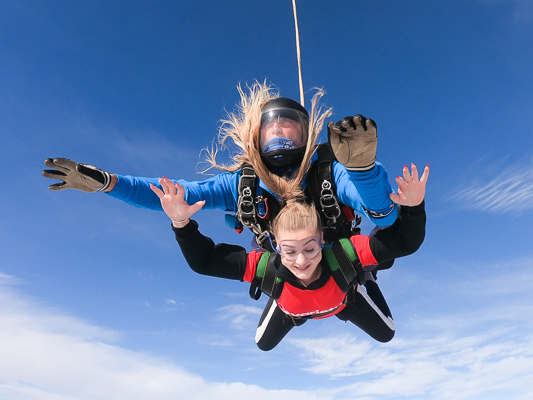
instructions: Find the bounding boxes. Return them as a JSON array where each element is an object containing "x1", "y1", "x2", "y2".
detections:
[
  {"x1": 43, "y1": 158, "x2": 239, "y2": 212},
  {"x1": 151, "y1": 176, "x2": 251, "y2": 281}
]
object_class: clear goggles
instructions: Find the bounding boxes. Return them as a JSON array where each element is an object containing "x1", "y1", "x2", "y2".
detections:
[{"x1": 268, "y1": 235, "x2": 330, "y2": 262}]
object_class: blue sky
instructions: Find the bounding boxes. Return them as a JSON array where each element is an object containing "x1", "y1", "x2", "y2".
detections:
[{"x1": 2, "y1": 0, "x2": 533, "y2": 398}]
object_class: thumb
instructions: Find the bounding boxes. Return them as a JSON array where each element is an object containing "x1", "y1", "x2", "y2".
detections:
[
  {"x1": 149, "y1": 183, "x2": 164, "y2": 198},
  {"x1": 191, "y1": 200, "x2": 206, "y2": 213},
  {"x1": 389, "y1": 192, "x2": 400, "y2": 204}
]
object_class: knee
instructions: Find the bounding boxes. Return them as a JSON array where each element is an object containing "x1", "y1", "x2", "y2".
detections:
[
  {"x1": 255, "y1": 336, "x2": 277, "y2": 351},
  {"x1": 256, "y1": 342, "x2": 275, "y2": 352},
  {"x1": 375, "y1": 328, "x2": 395, "y2": 343}
]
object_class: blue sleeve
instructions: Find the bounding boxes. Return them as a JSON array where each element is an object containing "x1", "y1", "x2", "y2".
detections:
[
  {"x1": 333, "y1": 161, "x2": 398, "y2": 226},
  {"x1": 105, "y1": 172, "x2": 241, "y2": 212}
]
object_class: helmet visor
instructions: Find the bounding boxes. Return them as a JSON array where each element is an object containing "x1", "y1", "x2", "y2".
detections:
[{"x1": 260, "y1": 108, "x2": 309, "y2": 152}]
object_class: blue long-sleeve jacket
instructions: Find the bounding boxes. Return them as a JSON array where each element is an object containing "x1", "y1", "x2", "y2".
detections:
[{"x1": 106, "y1": 159, "x2": 397, "y2": 226}]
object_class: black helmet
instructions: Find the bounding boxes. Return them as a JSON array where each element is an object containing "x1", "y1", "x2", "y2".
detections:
[{"x1": 260, "y1": 98, "x2": 309, "y2": 169}]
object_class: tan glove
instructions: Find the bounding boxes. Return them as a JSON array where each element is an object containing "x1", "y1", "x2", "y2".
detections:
[
  {"x1": 42, "y1": 158, "x2": 112, "y2": 192},
  {"x1": 327, "y1": 115, "x2": 377, "y2": 171}
]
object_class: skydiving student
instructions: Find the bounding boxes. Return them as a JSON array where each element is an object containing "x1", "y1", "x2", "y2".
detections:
[
  {"x1": 43, "y1": 81, "x2": 397, "y2": 252},
  {"x1": 150, "y1": 163, "x2": 429, "y2": 351}
]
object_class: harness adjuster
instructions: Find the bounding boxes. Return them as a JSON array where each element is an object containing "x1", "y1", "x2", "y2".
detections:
[
  {"x1": 319, "y1": 180, "x2": 342, "y2": 224},
  {"x1": 237, "y1": 187, "x2": 255, "y2": 219}
]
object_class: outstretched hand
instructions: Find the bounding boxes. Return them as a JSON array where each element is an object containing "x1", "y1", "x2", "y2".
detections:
[
  {"x1": 42, "y1": 158, "x2": 112, "y2": 192},
  {"x1": 149, "y1": 177, "x2": 205, "y2": 227},
  {"x1": 389, "y1": 163, "x2": 429, "y2": 207}
]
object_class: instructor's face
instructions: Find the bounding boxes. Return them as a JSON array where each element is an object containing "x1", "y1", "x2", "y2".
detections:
[{"x1": 260, "y1": 118, "x2": 303, "y2": 147}]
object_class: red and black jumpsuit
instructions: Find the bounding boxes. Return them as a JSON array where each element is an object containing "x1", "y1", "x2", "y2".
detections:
[{"x1": 173, "y1": 202, "x2": 426, "y2": 351}]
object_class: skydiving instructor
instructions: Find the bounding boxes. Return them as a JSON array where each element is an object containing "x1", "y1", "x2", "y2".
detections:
[{"x1": 43, "y1": 82, "x2": 398, "y2": 247}]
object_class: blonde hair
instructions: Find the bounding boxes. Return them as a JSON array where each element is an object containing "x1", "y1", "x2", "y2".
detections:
[
  {"x1": 204, "y1": 80, "x2": 332, "y2": 203},
  {"x1": 272, "y1": 200, "x2": 322, "y2": 238}
]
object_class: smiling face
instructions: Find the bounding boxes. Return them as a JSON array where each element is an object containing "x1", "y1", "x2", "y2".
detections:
[{"x1": 276, "y1": 227, "x2": 324, "y2": 287}]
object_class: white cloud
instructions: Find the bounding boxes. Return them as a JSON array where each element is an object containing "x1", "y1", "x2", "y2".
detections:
[
  {"x1": 452, "y1": 158, "x2": 533, "y2": 214},
  {"x1": 2, "y1": 254, "x2": 533, "y2": 400},
  {"x1": 215, "y1": 303, "x2": 263, "y2": 330},
  {"x1": 288, "y1": 323, "x2": 533, "y2": 399},
  {"x1": 0, "y1": 274, "x2": 334, "y2": 400},
  {"x1": 284, "y1": 257, "x2": 533, "y2": 400}
]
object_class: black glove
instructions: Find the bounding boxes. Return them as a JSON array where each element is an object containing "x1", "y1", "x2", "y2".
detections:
[
  {"x1": 327, "y1": 115, "x2": 377, "y2": 171},
  {"x1": 42, "y1": 158, "x2": 112, "y2": 192}
]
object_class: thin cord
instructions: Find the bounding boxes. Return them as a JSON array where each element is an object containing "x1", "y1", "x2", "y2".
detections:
[{"x1": 292, "y1": 0, "x2": 305, "y2": 107}]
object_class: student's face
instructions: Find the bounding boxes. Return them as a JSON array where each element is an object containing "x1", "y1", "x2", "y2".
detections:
[
  {"x1": 276, "y1": 227, "x2": 323, "y2": 286},
  {"x1": 260, "y1": 118, "x2": 303, "y2": 147}
]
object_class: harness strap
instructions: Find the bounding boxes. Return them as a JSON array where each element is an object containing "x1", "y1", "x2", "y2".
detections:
[
  {"x1": 236, "y1": 165, "x2": 275, "y2": 251},
  {"x1": 323, "y1": 238, "x2": 365, "y2": 291},
  {"x1": 236, "y1": 165, "x2": 258, "y2": 226},
  {"x1": 249, "y1": 252, "x2": 284, "y2": 300},
  {"x1": 249, "y1": 252, "x2": 270, "y2": 300},
  {"x1": 305, "y1": 143, "x2": 362, "y2": 243},
  {"x1": 261, "y1": 253, "x2": 280, "y2": 297},
  {"x1": 307, "y1": 144, "x2": 342, "y2": 225}
]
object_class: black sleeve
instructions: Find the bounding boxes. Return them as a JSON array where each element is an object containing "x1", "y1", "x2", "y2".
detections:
[
  {"x1": 172, "y1": 220, "x2": 249, "y2": 281},
  {"x1": 369, "y1": 201, "x2": 426, "y2": 263}
]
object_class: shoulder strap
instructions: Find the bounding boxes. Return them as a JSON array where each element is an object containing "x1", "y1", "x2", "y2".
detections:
[
  {"x1": 248, "y1": 252, "x2": 284, "y2": 300},
  {"x1": 306, "y1": 144, "x2": 360, "y2": 241},
  {"x1": 322, "y1": 238, "x2": 365, "y2": 292},
  {"x1": 307, "y1": 144, "x2": 339, "y2": 219},
  {"x1": 236, "y1": 164, "x2": 275, "y2": 251},
  {"x1": 236, "y1": 164, "x2": 258, "y2": 227}
]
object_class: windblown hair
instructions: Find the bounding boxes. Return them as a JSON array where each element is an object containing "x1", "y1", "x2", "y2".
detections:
[
  {"x1": 204, "y1": 80, "x2": 332, "y2": 204},
  {"x1": 272, "y1": 200, "x2": 322, "y2": 238}
]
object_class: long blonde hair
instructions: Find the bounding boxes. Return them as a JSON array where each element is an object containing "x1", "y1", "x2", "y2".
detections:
[{"x1": 204, "y1": 80, "x2": 332, "y2": 204}]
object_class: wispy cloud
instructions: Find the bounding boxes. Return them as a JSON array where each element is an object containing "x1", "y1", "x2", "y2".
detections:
[
  {"x1": 215, "y1": 303, "x2": 263, "y2": 330},
  {"x1": 452, "y1": 158, "x2": 533, "y2": 214},
  {"x1": 285, "y1": 257, "x2": 533, "y2": 400},
  {"x1": 0, "y1": 274, "x2": 335, "y2": 400}
]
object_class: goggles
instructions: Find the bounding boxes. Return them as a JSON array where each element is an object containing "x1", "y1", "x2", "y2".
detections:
[{"x1": 268, "y1": 235, "x2": 330, "y2": 262}]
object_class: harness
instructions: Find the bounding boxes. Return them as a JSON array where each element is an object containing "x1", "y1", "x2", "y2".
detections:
[
  {"x1": 248, "y1": 237, "x2": 365, "y2": 301},
  {"x1": 305, "y1": 143, "x2": 361, "y2": 242},
  {"x1": 231, "y1": 143, "x2": 361, "y2": 251},
  {"x1": 234, "y1": 165, "x2": 281, "y2": 252}
]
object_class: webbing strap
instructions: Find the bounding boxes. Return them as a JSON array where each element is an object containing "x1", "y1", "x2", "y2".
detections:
[
  {"x1": 236, "y1": 165, "x2": 274, "y2": 251},
  {"x1": 255, "y1": 252, "x2": 271, "y2": 278},
  {"x1": 323, "y1": 239, "x2": 365, "y2": 289},
  {"x1": 237, "y1": 166, "x2": 257, "y2": 226},
  {"x1": 249, "y1": 252, "x2": 270, "y2": 300},
  {"x1": 261, "y1": 253, "x2": 280, "y2": 297},
  {"x1": 306, "y1": 144, "x2": 348, "y2": 240},
  {"x1": 249, "y1": 252, "x2": 284, "y2": 300}
]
